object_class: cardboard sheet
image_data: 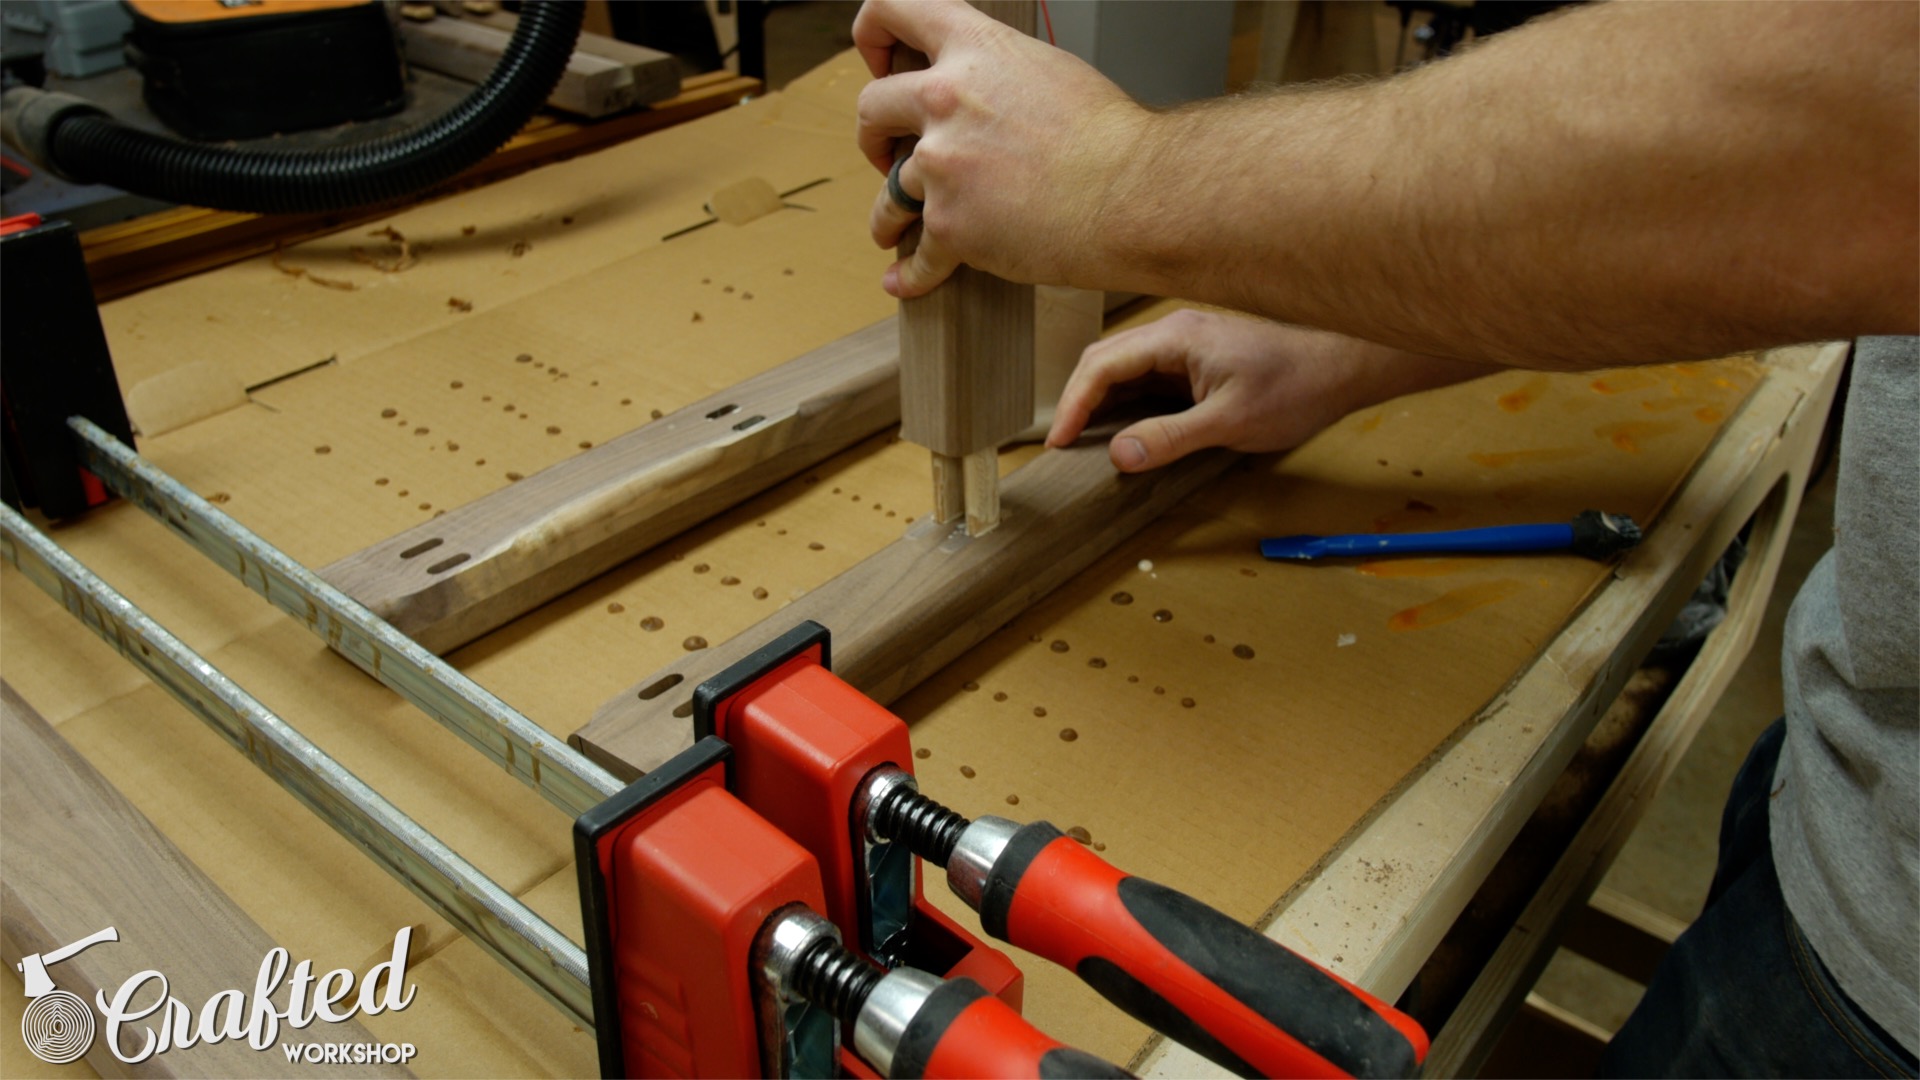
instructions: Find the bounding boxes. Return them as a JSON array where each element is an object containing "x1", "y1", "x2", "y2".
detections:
[{"x1": 0, "y1": 51, "x2": 1759, "y2": 1074}]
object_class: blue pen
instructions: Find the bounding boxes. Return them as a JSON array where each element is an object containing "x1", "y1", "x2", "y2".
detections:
[{"x1": 1260, "y1": 510, "x2": 1641, "y2": 562}]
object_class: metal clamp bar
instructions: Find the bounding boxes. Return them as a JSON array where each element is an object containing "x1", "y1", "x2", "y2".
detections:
[
  {"x1": 1, "y1": 504, "x2": 594, "y2": 1029},
  {"x1": 68, "y1": 417, "x2": 624, "y2": 817}
]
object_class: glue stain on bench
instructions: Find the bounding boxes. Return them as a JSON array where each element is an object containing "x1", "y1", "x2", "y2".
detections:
[{"x1": 1388, "y1": 580, "x2": 1522, "y2": 632}]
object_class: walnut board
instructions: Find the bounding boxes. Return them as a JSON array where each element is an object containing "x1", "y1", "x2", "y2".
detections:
[
  {"x1": 0, "y1": 49, "x2": 1762, "y2": 1075},
  {"x1": 0, "y1": 682, "x2": 409, "y2": 1079}
]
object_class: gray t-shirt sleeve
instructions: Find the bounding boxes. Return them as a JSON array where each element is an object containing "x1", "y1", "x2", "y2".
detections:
[{"x1": 1773, "y1": 335, "x2": 1920, "y2": 1056}]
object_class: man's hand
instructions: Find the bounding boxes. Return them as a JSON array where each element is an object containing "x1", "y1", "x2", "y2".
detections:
[
  {"x1": 854, "y1": 0, "x2": 1147, "y2": 298},
  {"x1": 857, "y1": 1, "x2": 1915, "y2": 366},
  {"x1": 1046, "y1": 310, "x2": 1494, "y2": 473}
]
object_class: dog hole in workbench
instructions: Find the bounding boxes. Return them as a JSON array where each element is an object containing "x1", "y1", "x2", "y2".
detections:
[
  {"x1": 399, "y1": 538, "x2": 444, "y2": 560},
  {"x1": 637, "y1": 673, "x2": 685, "y2": 701},
  {"x1": 706, "y1": 403, "x2": 739, "y2": 421},
  {"x1": 732, "y1": 415, "x2": 765, "y2": 431},
  {"x1": 426, "y1": 553, "x2": 469, "y2": 574}
]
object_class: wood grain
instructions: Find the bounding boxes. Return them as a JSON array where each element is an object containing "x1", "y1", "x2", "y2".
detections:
[
  {"x1": 897, "y1": 1, "x2": 1038, "y2": 531},
  {"x1": 570, "y1": 435, "x2": 1237, "y2": 779},
  {"x1": 463, "y1": 9, "x2": 680, "y2": 110},
  {"x1": 400, "y1": 16, "x2": 677, "y2": 118},
  {"x1": 1422, "y1": 458, "x2": 1817, "y2": 1076},
  {"x1": 898, "y1": 264, "x2": 1036, "y2": 459},
  {"x1": 0, "y1": 682, "x2": 408, "y2": 1078},
  {"x1": 321, "y1": 318, "x2": 900, "y2": 655}
]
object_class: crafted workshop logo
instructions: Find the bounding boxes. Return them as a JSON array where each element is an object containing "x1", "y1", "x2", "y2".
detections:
[{"x1": 16, "y1": 926, "x2": 419, "y2": 1067}]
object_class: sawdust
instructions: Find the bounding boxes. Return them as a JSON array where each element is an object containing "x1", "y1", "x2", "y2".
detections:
[
  {"x1": 351, "y1": 226, "x2": 417, "y2": 273},
  {"x1": 271, "y1": 244, "x2": 356, "y2": 291}
]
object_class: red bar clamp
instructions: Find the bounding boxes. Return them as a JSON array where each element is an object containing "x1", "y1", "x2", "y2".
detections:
[{"x1": 690, "y1": 622, "x2": 1020, "y2": 1007}]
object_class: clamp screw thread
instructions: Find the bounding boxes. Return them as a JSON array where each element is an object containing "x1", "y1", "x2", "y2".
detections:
[
  {"x1": 870, "y1": 784, "x2": 971, "y2": 866},
  {"x1": 789, "y1": 937, "x2": 884, "y2": 1022}
]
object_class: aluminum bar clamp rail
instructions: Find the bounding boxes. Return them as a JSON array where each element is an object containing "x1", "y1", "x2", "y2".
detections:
[
  {"x1": 0, "y1": 504, "x2": 594, "y2": 1028},
  {"x1": 66, "y1": 415, "x2": 625, "y2": 818}
]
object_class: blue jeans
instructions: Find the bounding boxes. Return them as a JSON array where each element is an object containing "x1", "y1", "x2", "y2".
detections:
[{"x1": 1600, "y1": 719, "x2": 1918, "y2": 1078}]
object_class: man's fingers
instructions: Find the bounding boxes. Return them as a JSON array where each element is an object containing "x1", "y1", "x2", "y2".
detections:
[
  {"x1": 856, "y1": 74, "x2": 931, "y2": 173},
  {"x1": 853, "y1": 0, "x2": 984, "y2": 77},
  {"x1": 1108, "y1": 401, "x2": 1226, "y2": 473},
  {"x1": 1046, "y1": 322, "x2": 1192, "y2": 447},
  {"x1": 884, "y1": 228, "x2": 961, "y2": 297}
]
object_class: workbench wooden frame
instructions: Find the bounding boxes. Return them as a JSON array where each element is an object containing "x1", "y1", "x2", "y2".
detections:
[{"x1": 1134, "y1": 341, "x2": 1848, "y2": 1076}]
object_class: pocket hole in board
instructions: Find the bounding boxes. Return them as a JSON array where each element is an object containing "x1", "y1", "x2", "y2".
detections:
[
  {"x1": 706, "y1": 403, "x2": 739, "y2": 420},
  {"x1": 399, "y1": 538, "x2": 444, "y2": 560},
  {"x1": 427, "y1": 553, "x2": 471, "y2": 574},
  {"x1": 732, "y1": 414, "x2": 766, "y2": 432},
  {"x1": 637, "y1": 673, "x2": 685, "y2": 701}
]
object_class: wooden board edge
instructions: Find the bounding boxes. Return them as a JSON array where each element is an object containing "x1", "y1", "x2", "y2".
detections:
[
  {"x1": 319, "y1": 318, "x2": 899, "y2": 654},
  {"x1": 569, "y1": 438, "x2": 1239, "y2": 778},
  {"x1": 1417, "y1": 433, "x2": 1817, "y2": 1077},
  {"x1": 0, "y1": 681, "x2": 411, "y2": 1079}
]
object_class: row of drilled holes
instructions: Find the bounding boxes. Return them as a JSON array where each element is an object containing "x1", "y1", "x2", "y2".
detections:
[{"x1": 388, "y1": 400, "x2": 767, "y2": 576}]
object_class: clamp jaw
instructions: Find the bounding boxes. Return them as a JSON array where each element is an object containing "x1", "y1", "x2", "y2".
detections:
[{"x1": 691, "y1": 622, "x2": 1021, "y2": 1003}]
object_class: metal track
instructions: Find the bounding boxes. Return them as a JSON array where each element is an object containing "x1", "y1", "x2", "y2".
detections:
[
  {"x1": 0, "y1": 504, "x2": 594, "y2": 1028},
  {"x1": 69, "y1": 417, "x2": 624, "y2": 818}
]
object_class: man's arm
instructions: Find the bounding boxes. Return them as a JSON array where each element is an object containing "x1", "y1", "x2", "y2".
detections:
[{"x1": 856, "y1": 1, "x2": 1918, "y2": 368}]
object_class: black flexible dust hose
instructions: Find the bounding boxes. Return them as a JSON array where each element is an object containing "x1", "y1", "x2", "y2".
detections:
[{"x1": 40, "y1": 2, "x2": 585, "y2": 214}]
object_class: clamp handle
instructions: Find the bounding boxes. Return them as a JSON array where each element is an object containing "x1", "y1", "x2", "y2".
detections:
[
  {"x1": 979, "y1": 824, "x2": 1427, "y2": 1079},
  {"x1": 892, "y1": 977, "x2": 1132, "y2": 1080}
]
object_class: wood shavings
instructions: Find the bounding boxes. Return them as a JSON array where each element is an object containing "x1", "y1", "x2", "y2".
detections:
[
  {"x1": 271, "y1": 244, "x2": 356, "y2": 291},
  {"x1": 351, "y1": 226, "x2": 417, "y2": 273},
  {"x1": 1337, "y1": 633, "x2": 1357, "y2": 647}
]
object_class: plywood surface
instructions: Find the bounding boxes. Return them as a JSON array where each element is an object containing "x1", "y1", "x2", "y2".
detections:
[{"x1": 0, "y1": 50, "x2": 1765, "y2": 1074}]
